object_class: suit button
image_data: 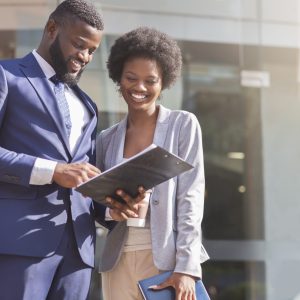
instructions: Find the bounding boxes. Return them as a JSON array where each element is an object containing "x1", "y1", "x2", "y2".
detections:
[{"x1": 152, "y1": 199, "x2": 159, "y2": 205}]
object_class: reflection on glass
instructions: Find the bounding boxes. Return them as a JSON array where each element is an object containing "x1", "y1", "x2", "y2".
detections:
[
  {"x1": 0, "y1": 30, "x2": 16, "y2": 59},
  {"x1": 203, "y1": 261, "x2": 265, "y2": 300},
  {"x1": 180, "y1": 41, "x2": 264, "y2": 240}
]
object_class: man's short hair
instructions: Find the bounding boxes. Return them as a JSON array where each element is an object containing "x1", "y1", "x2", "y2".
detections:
[{"x1": 50, "y1": 0, "x2": 104, "y2": 31}]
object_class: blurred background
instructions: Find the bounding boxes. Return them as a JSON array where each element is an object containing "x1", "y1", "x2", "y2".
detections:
[{"x1": 1, "y1": 0, "x2": 300, "y2": 299}]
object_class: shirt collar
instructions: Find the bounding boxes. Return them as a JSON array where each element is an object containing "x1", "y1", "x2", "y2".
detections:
[{"x1": 32, "y1": 49, "x2": 56, "y2": 80}]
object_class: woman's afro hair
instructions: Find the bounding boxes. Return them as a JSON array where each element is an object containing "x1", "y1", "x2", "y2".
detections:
[{"x1": 107, "y1": 26, "x2": 182, "y2": 90}]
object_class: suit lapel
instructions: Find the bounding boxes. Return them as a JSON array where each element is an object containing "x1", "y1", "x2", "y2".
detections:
[
  {"x1": 72, "y1": 85, "x2": 96, "y2": 116},
  {"x1": 19, "y1": 53, "x2": 71, "y2": 156},
  {"x1": 71, "y1": 87, "x2": 98, "y2": 158}
]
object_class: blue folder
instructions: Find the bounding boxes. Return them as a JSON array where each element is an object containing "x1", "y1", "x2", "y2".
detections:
[{"x1": 138, "y1": 271, "x2": 211, "y2": 300}]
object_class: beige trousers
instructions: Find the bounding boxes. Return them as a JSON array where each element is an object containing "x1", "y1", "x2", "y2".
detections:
[{"x1": 101, "y1": 249, "x2": 159, "y2": 300}]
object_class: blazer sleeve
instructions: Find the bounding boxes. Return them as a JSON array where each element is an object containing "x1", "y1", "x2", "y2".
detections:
[
  {"x1": 174, "y1": 112, "x2": 206, "y2": 277},
  {"x1": 0, "y1": 64, "x2": 36, "y2": 187}
]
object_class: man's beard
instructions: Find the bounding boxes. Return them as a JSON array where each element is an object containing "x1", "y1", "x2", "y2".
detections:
[{"x1": 49, "y1": 35, "x2": 84, "y2": 86}]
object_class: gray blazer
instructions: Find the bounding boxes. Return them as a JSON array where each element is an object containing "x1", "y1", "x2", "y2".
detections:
[{"x1": 96, "y1": 105, "x2": 209, "y2": 278}]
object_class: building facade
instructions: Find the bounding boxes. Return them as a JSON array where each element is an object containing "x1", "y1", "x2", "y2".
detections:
[{"x1": 1, "y1": 1, "x2": 300, "y2": 299}]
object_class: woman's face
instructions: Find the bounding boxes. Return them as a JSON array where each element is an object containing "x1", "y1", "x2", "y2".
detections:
[{"x1": 120, "y1": 57, "x2": 163, "y2": 111}]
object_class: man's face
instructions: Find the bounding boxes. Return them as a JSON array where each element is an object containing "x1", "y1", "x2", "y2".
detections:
[
  {"x1": 49, "y1": 18, "x2": 102, "y2": 86},
  {"x1": 49, "y1": 35, "x2": 81, "y2": 86}
]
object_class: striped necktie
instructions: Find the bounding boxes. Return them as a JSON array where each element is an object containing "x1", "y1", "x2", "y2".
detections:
[{"x1": 50, "y1": 75, "x2": 72, "y2": 137}]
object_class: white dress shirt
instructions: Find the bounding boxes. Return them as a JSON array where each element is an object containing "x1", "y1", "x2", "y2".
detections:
[{"x1": 29, "y1": 50, "x2": 90, "y2": 185}]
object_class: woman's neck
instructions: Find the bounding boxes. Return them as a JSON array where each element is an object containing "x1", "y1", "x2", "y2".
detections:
[
  {"x1": 127, "y1": 105, "x2": 159, "y2": 129},
  {"x1": 123, "y1": 105, "x2": 160, "y2": 158}
]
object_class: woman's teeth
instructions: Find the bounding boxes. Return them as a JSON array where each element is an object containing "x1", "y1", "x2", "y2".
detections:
[{"x1": 131, "y1": 93, "x2": 147, "y2": 102}]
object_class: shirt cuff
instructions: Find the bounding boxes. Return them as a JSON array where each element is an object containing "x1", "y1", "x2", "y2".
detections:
[{"x1": 29, "y1": 158, "x2": 57, "y2": 185}]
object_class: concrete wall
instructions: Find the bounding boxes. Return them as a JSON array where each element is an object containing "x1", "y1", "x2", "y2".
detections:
[{"x1": 1, "y1": 0, "x2": 300, "y2": 48}]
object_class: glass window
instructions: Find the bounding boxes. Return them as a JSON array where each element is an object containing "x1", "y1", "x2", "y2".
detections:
[
  {"x1": 203, "y1": 261, "x2": 265, "y2": 300},
  {"x1": 178, "y1": 41, "x2": 264, "y2": 240},
  {"x1": 0, "y1": 30, "x2": 16, "y2": 59}
]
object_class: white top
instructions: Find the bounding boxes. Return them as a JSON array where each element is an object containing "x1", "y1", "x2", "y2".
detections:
[
  {"x1": 123, "y1": 222, "x2": 152, "y2": 252},
  {"x1": 105, "y1": 157, "x2": 152, "y2": 252},
  {"x1": 123, "y1": 153, "x2": 152, "y2": 252}
]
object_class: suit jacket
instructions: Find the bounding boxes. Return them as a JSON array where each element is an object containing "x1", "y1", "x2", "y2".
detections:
[
  {"x1": 96, "y1": 105, "x2": 209, "y2": 278},
  {"x1": 0, "y1": 53, "x2": 98, "y2": 267}
]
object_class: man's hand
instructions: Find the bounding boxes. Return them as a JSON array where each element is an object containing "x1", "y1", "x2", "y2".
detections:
[
  {"x1": 150, "y1": 272, "x2": 197, "y2": 300},
  {"x1": 53, "y1": 162, "x2": 100, "y2": 188},
  {"x1": 106, "y1": 187, "x2": 147, "y2": 221}
]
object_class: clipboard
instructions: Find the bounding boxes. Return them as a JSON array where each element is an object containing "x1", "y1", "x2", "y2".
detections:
[{"x1": 75, "y1": 144, "x2": 193, "y2": 206}]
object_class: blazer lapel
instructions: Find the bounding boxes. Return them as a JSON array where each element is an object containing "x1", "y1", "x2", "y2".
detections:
[
  {"x1": 19, "y1": 53, "x2": 71, "y2": 156},
  {"x1": 108, "y1": 117, "x2": 127, "y2": 168},
  {"x1": 108, "y1": 105, "x2": 171, "y2": 167},
  {"x1": 153, "y1": 104, "x2": 171, "y2": 148}
]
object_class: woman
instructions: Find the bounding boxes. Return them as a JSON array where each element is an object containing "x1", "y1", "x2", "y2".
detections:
[{"x1": 96, "y1": 26, "x2": 209, "y2": 300}]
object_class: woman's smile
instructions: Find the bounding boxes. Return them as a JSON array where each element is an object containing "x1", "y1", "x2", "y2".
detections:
[{"x1": 120, "y1": 57, "x2": 162, "y2": 110}]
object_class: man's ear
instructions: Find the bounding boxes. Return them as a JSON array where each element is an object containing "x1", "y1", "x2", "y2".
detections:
[{"x1": 45, "y1": 18, "x2": 58, "y2": 39}]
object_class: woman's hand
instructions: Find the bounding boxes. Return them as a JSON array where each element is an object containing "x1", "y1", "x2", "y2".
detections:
[
  {"x1": 150, "y1": 272, "x2": 197, "y2": 300},
  {"x1": 106, "y1": 186, "x2": 146, "y2": 221}
]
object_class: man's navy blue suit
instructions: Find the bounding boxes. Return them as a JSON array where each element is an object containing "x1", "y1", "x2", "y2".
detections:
[{"x1": 0, "y1": 52, "x2": 99, "y2": 299}]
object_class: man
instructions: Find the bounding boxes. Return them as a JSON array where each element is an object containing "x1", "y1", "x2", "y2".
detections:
[{"x1": 0, "y1": 1, "x2": 104, "y2": 299}]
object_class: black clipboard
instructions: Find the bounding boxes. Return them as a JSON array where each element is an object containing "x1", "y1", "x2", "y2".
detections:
[{"x1": 75, "y1": 144, "x2": 193, "y2": 206}]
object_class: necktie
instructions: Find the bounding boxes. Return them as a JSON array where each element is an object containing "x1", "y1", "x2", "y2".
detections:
[{"x1": 50, "y1": 75, "x2": 72, "y2": 137}]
